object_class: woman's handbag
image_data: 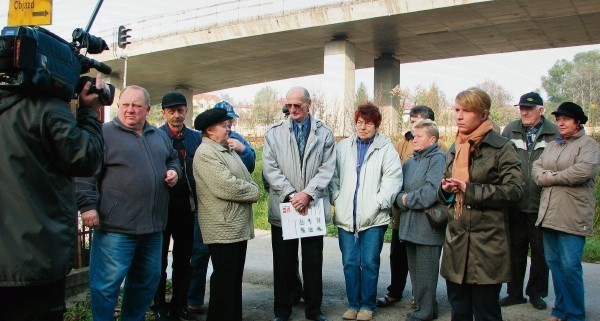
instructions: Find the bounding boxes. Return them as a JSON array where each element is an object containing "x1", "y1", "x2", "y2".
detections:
[{"x1": 423, "y1": 202, "x2": 449, "y2": 230}]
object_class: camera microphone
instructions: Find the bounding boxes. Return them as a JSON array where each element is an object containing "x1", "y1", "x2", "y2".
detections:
[{"x1": 80, "y1": 56, "x2": 112, "y2": 75}]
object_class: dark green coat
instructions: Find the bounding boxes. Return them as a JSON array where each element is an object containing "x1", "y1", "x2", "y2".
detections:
[
  {"x1": 502, "y1": 117, "x2": 558, "y2": 213},
  {"x1": 439, "y1": 131, "x2": 523, "y2": 285}
]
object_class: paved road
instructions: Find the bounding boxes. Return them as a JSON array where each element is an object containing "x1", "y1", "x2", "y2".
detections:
[{"x1": 221, "y1": 229, "x2": 600, "y2": 321}]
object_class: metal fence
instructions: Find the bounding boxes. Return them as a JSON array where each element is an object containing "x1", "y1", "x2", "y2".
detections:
[{"x1": 74, "y1": 216, "x2": 93, "y2": 268}]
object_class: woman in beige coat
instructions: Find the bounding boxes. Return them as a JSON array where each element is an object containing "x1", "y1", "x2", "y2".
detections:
[
  {"x1": 193, "y1": 108, "x2": 260, "y2": 321},
  {"x1": 439, "y1": 87, "x2": 523, "y2": 321},
  {"x1": 532, "y1": 102, "x2": 600, "y2": 321}
]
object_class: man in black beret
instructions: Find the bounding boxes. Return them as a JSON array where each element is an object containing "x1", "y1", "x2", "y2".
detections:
[{"x1": 153, "y1": 92, "x2": 201, "y2": 321}]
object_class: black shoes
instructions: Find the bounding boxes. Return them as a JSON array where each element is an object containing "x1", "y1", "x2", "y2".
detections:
[
  {"x1": 376, "y1": 294, "x2": 401, "y2": 307},
  {"x1": 499, "y1": 295, "x2": 527, "y2": 307},
  {"x1": 529, "y1": 296, "x2": 547, "y2": 310},
  {"x1": 307, "y1": 313, "x2": 329, "y2": 321}
]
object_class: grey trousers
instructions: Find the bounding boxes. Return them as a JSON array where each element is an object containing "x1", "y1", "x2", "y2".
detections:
[{"x1": 405, "y1": 242, "x2": 442, "y2": 321}]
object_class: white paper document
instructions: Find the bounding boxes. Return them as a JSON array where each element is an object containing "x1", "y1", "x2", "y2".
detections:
[{"x1": 279, "y1": 198, "x2": 326, "y2": 240}]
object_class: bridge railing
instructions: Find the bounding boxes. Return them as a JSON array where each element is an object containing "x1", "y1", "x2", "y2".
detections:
[{"x1": 93, "y1": 0, "x2": 358, "y2": 47}]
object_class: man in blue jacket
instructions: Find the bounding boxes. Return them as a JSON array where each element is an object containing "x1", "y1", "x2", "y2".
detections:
[
  {"x1": 152, "y1": 92, "x2": 201, "y2": 321},
  {"x1": 77, "y1": 85, "x2": 181, "y2": 321}
]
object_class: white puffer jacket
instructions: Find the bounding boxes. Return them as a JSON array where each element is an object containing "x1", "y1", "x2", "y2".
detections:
[{"x1": 329, "y1": 133, "x2": 403, "y2": 233}]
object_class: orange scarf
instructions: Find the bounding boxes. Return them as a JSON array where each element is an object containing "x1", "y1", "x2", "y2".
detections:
[{"x1": 452, "y1": 119, "x2": 494, "y2": 218}]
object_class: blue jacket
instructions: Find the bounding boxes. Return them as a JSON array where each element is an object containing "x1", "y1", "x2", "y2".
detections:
[
  {"x1": 229, "y1": 131, "x2": 256, "y2": 173},
  {"x1": 77, "y1": 118, "x2": 181, "y2": 234},
  {"x1": 160, "y1": 124, "x2": 201, "y2": 207},
  {"x1": 397, "y1": 143, "x2": 446, "y2": 246}
]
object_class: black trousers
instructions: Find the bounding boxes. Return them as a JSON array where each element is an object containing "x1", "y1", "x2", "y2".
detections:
[
  {"x1": 206, "y1": 241, "x2": 248, "y2": 321},
  {"x1": 0, "y1": 277, "x2": 66, "y2": 321},
  {"x1": 387, "y1": 228, "x2": 409, "y2": 299},
  {"x1": 154, "y1": 202, "x2": 195, "y2": 313},
  {"x1": 271, "y1": 225, "x2": 324, "y2": 318},
  {"x1": 446, "y1": 281, "x2": 502, "y2": 321},
  {"x1": 507, "y1": 211, "x2": 549, "y2": 298}
]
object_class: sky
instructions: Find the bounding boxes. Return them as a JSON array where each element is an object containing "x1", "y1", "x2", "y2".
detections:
[
  {"x1": 208, "y1": 44, "x2": 600, "y2": 104},
  {"x1": 2, "y1": 0, "x2": 600, "y2": 104}
]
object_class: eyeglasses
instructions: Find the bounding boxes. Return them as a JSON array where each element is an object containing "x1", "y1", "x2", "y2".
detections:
[
  {"x1": 285, "y1": 103, "x2": 304, "y2": 109},
  {"x1": 356, "y1": 120, "x2": 375, "y2": 128}
]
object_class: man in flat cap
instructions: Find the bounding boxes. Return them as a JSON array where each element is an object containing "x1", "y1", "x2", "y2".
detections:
[
  {"x1": 152, "y1": 92, "x2": 201, "y2": 321},
  {"x1": 500, "y1": 92, "x2": 557, "y2": 310}
]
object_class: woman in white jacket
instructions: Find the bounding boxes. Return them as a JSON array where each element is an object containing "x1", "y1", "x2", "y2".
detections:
[{"x1": 329, "y1": 103, "x2": 403, "y2": 321}]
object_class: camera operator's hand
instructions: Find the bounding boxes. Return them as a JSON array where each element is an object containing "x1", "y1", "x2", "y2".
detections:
[
  {"x1": 81, "y1": 209, "x2": 100, "y2": 228},
  {"x1": 79, "y1": 73, "x2": 107, "y2": 117}
]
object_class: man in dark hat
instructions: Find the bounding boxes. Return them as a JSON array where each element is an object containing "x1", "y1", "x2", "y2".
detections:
[
  {"x1": 500, "y1": 92, "x2": 557, "y2": 310},
  {"x1": 153, "y1": 92, "x2": 201, "y2": 321},
  {"x1": 212, "y1": 101, "x2": 255, "y2": 173}
]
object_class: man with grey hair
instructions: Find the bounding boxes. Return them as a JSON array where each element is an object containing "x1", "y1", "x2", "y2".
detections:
[
  {"x1": 263, "y1": 86, "x2": 336, "y2": 321},
  {"x1": 500, "y1": 92, "x2": 557, "y2": 310},
  {"x1": 77, "y1": 85, "x2": 182, "y2": 321}
]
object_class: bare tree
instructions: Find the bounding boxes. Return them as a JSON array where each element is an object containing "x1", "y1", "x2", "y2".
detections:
[{"x1": 477, "y1": 79, "x2": 517, "y2": 127}]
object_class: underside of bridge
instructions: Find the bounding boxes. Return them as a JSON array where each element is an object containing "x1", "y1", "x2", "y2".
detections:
[{"x1": 97, "y1": 0, "x2": 600, "y2": 107}]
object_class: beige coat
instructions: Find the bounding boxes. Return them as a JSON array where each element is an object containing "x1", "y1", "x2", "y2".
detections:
[
  {"x1": 532, "y1": 129, "x2": 600, "y2": 236},
  {"x1": 193, "y1": 137, "x2": 260, "y2": 244}
]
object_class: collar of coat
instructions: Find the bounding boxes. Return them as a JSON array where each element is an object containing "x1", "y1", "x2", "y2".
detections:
[
  {"x1": 448, "y1": 130, "x2": 508, "y2": 155},
  {"x1": 413, "y1": 142, "x2": 440, "y2": 158},
  {"x1": 508, "y1": 115, "x2": 557, "y2": 137},
  {"x1": 349, "y1": 132, "x2": 389, "y2": 150}
]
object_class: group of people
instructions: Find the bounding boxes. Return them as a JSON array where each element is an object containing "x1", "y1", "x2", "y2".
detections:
[{"x1": 1, "y1": 79, "x2": 598, "y2": 321}]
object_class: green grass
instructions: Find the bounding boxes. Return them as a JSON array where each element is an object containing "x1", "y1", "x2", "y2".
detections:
[{"x1": 252, "y1": 147, "x2": 600, "y2": 261}]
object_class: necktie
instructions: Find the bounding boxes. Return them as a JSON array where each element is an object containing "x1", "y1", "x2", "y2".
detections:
[{"x1": 297, "y1": 124, "x2": 306, "y2": 161}]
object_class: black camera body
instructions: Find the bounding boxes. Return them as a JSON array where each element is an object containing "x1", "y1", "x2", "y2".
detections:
[{"x1": 0, "y1": 26, "x2": 114, "y2": 105}]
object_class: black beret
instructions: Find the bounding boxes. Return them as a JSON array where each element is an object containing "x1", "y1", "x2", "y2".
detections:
[
  {"x1": 194, "y1": 108, "x2": 232, "y2": 131},
  {"x1": 161, "y1": 92, "x2": 187, "y2": 109},
  {"x1": 551, "y1": 102, "x2": 588, "y2": 124}
]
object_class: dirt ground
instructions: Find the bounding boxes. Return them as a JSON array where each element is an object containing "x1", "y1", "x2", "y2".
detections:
[{"x1": 68, "y1": 229, "x2": 600, "y2": 321}]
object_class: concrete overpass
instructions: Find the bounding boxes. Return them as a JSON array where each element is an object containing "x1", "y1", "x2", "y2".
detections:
[{"x1": 97, "y1": 0, "x2": 600, "y2": 131}]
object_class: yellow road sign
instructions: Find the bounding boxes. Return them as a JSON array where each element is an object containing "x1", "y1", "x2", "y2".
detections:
[{"x1": 7, "y1": 0, "x2": 53, "y2": 26}]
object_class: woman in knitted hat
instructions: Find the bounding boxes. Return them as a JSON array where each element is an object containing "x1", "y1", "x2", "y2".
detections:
[
  {"x1": 532, "y1": 102, "x2": 600, "y2": 321},
  {"x1": 439, "y1": 87, "x2": 524, "y2": 321}
]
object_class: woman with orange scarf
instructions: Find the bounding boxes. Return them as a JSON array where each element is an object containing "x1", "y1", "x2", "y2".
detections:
[{"x1": 439, "y1": 87, "x2": 523, "y2": 321}]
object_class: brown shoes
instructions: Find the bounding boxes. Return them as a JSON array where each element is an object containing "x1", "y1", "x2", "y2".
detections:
[
  {"x1": 356, "y1": 309, "x2": 373, "y2": 321},
  {"x1": 342, "y1": 309, "x2": 358, "y2": 320}
]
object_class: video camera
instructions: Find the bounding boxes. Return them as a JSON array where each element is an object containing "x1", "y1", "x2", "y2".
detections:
[{"x1": 0, "y1": 25, "x2": 115, "y2": 105}]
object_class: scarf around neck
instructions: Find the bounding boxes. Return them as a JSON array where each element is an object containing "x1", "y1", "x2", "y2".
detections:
[{"x1": 452, "y1": 118, "x2": 494, "y2": 218}]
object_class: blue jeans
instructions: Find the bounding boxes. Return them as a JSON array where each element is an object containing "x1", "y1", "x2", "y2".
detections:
[
  {"x1": 188, "y1": 215, "x2": 210, "y2": 307},
  {"x1": 338, "y1": 225, "x2": 386, "y2": 311},
  {"x1": 543, "y1": 229, "x2": 586, "y2": 321},
  {"x1": 89, "y1": 230, "x2": 162, "y2": 321}
]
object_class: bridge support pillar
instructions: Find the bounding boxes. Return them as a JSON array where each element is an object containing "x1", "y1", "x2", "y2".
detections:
[
  {"x1": 374, "y1": 54, "x2": 400, "y2": 135},
  {"x1": 324, "y1": 38, "x2": 355, "y2": 137}
]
